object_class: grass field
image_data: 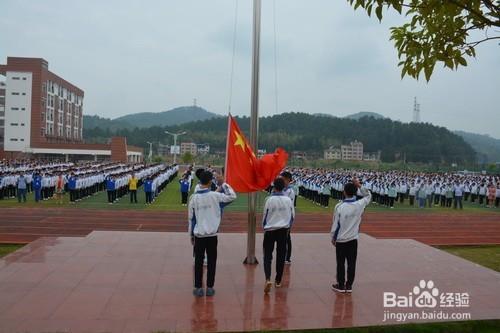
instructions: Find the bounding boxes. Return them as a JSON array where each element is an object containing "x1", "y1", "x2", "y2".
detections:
[
  {"x1": 0, "y1": 177, "x2": 499, "y2": 215},
  {"x1": 0, "y1": 244, "x2": 23, "y2": 258},
  {"x1": 270, "y1": 320, "x2": 500, "y2": 333},
  {"x1": 439, "y1": 245, "x2": 500, "y2": 272}
]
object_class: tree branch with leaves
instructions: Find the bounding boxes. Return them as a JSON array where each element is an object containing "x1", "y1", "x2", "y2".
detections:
[{"x1": 348, "y1": 0, "x2": 500, "y2": 81}]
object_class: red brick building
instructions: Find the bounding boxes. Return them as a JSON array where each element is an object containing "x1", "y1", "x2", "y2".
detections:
[{"x1": 0, "y1": 57, "x2": 142, "y2": 162}]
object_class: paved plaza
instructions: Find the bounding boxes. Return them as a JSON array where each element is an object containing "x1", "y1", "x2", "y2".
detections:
[{"x1": 1, "y1": 231, "x2": 499, "y2": 332}]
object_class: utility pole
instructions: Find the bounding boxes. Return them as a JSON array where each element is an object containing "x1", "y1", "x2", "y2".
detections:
[
  {"x1": 165, "y1": 131, "x2": 186, "y2": 164},
  {"x1": 244, "y1": 0, "x2": 262, "y2": 265}
]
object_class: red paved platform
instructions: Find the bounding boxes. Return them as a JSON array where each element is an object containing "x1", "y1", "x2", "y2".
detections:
[
  {"x1": 1, "y1": 207, "x2": 500, "y2": 245},
  {"x1": 1, "y1": 232, "x2": 499, "y2": 333}
]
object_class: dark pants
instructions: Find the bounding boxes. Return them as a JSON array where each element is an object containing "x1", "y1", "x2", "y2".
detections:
[
  {"x1": 336, "y1": 239, "x2": 358, "y2": 288},
  {"x1": 145, "y1": 191, "x2": 153, "y2": 204},
  {"x1": 285, "y1": 229, "x2": 292, "y2": 261},
  {"x1": 389, "y1": 197, "x2": 395, "y2": 207},
  {"x1": 34, "y1": 188, "x2": 41, "y2": 202},
  {"x1": 181, "y1": 191, "x2": 188, "y2": 204},
  {"x1": 194, "y1": 236, "x2": 218, "y2": 289},
  {"x1": 107, "y1": 190, "x2": 114, "y2": 203},
  {"x1": 263, "y1": 228, "x2": 288, "y2": 283},
  {"x1": 454, "y1": 196, "x2": 463, "y2": 209},
  {"x1": 409, "y1": 195, "x2": 415, "y2": 206},
  {"x1": 130, "y1": 190, "x2": 137, "y2": 203},
  {"x1": 17, "y1": 189, "x2": 27, "y2": 203}
]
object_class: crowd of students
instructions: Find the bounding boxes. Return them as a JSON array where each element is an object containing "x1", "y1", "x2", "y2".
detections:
[
  {"x1": 292, "y1": 168, "x2": 500, "y2": 209},
  {"x1": 0, "y1": 159, "x2": 178, "y2": 204}
]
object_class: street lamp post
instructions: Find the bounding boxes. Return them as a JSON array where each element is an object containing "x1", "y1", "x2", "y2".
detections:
[
  {"x1": 146, "y1": 141, "x2": 153, "y2": 163},
  {"x1": 165, "y1": 131, "x2": 187, "y2": 164}
]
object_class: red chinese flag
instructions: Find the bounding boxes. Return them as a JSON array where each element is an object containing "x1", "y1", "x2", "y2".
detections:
[{"x1": 225, "y1": 115, "x2": 288, "y2": 192}]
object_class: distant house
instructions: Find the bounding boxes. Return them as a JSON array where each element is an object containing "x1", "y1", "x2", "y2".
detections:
[
  {"x1": 157, "y1": 144, "x2": 171, "y2": 156},
  {"x1": 341, "y1": 140, "x2": 363, "y2": 161},
  {"x1": 363, "y1": 151, "x2": 381, "y2": 162},
  {"x1": 324, "y1": 141, "x2": 380, "y2": 162},
  {"x1": 324, "y1": 147, "x2": 341, "y2": 160},
  {"x1": 292, "y1": 151, "x2": 307, "y2": 160},
  {"x1": 180, "y1": 142, "x2": 197, "y2": 156},
  {"x1": 197, "y1": 143, "x2": 210, "y2": 155}
]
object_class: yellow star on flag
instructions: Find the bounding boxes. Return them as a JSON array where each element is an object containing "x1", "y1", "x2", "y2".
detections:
[{"x1": 234, "y1": 131, "x2": 246, "y2": 151}]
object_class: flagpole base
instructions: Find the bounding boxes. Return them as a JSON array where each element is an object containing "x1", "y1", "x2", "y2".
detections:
[{"x1": 243, "y1": 257, "x2": 259, "y2": 265}]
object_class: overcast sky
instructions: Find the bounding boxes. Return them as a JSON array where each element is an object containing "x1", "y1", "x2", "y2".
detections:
[{"x1": 1, "y1": 0, "x2": 499, "y2": 138}]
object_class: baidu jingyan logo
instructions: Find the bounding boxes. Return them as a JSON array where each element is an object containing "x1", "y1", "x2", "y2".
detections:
[
  {"x1": 413, "y1": 280, "x2": 439, "y2": 308},
  {"x1": 383, "y1": 280, "x2": 469, "y2": 309}
]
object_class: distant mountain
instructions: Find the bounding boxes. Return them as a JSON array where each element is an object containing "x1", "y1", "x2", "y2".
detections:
[
  {"x1": 83, "y1": 106, "x2": 221, "y2": 130},
  {"x1": 114, "y1": 106, "x2": 221, "y2": 128},
  {"x1": 454, "y1": 130, "x2": 500, "y2": 163},
  {"x1": 345, "y1": 112, "x2": 386, "y2": 120},
  {"x1": 83, "y1": 115, "x2": 133, "y2": 131}
]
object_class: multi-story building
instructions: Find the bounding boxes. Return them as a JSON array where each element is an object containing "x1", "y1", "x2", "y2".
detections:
[
  {"x1": 0, "y1": 57, "x2": 142, "y2": 162},
  {"x1": 196, "y1": 143, "x2": 210, "y2": 155},
  {"x1": 363, "y1": 151, "x2": 381, "y2": 162},
  {"x1": 324, "y1": 147, "x2": 341, "y2": 160},
  {"x1": 0, "y1": 80, "x2": 5, "y2": 149},
  {"x1": 157, "y1": 143, "x2": 171, "y2": 156},
  {"x1": 180, "y1": 142, "x2": 197, "y2": 156},
  {"x1": 341, "y1": 140, "x2": 364, "y2": 161}
]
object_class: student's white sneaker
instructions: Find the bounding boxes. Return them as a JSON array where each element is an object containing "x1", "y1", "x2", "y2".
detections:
[{"x1": 264, "y1": 281, "x2": 272, "y2": 294}]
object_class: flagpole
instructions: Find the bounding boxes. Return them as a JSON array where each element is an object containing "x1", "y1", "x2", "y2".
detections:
[
  {"x1": 244, "y1": 0, "x2": 261, "y2": 265},
  {"x1": 224, "y1": 114, "x2": 230, "y2": 180}
]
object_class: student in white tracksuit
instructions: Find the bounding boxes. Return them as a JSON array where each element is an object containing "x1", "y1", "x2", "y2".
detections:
[
  {"x1": 262, "y1": 177, "x2": 295, "y2": 293},
  {"x1": 188, "y1": 170, "x2": 236, "y2": 297},
  {"x1": 280, "y1": 171, "x2": 295, "y2": 264},
  {"x1": 331, "y1": 179, "x2": 371, "y2": 293}
]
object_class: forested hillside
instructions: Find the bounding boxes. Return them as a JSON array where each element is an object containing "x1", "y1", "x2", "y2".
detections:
[{"x1": 84, "y1": 113, "x2": 476, "y2": 164}]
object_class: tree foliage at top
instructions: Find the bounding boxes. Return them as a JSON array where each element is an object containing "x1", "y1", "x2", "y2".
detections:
[{"x1": 348, "y1": 0, "x2": 500, "y2": 81}]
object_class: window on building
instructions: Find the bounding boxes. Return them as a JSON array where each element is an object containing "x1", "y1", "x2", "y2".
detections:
[
  {"x1": 20, "y1": 138, "x2": 24, "y2": 141},
  {"x1": 10, "y1": 138, "x2": 18, "y2": 141},
  {"x1": 11, "y1": 92, "x2": 19, "y2": 95},
  {"x1": 12, "y1": 77, "x2": 20, "y2": 80},
  {"x1": 21, "y1": 108, "x2": 25, "y2": 111},
  {"x1": 11, "y1": 107, "x2": 19, "y2": 111},
  {"x1": 22, "y1": 93, "x2": 26, "y2": 95},
  {"x1": 21, "y1": 123, "x2": 25, "y2": 126},
  {"x1": 22, "y1": 77, "x2": 26, "y2": 80},
  {"x1": 10, "y1": 123, "x2": 18, "y2": 126}
]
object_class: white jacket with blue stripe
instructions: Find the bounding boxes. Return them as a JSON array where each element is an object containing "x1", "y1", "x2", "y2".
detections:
[
  {"x1": 262, "y1": 192, "x2": 295, "y2": 231},
  {"x1": 331, "y1": 187, "x2": 371, "y2": 243},
  {"x1": 188, "y1": 183, "x2": 237, "y2": 238}
]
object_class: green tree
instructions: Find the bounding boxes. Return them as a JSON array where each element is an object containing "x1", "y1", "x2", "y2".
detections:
[
  {"x1": 152, "y1": 155, "x2": 164, "y2": 163},
  {"x1": 181, "y1": 152, "x2": 194, "y2": 164},
  {"x1": 347, "y1": 0, "x2": 500, "y2": 81}
]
